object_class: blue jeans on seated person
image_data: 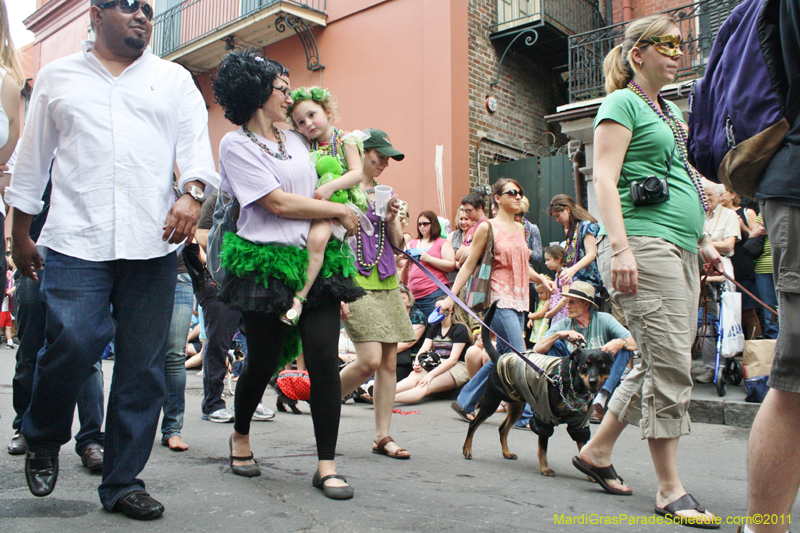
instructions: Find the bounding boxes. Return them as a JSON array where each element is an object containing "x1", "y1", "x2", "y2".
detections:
[
  {"x1": 456, "y1": 307, "x2": 525, "y2": 412},
  {"x1": 755, "y1": 272, "x2": 779, "y2": 339},
  {"x1": 515, "y1": 342, "x2": 634, "y2": 427},
  {"x1": 21, "y1": 249, "x2": 176, "y2": 510},
  {"x1": 161, "y1": 273, "x2": 194, "y2": 444}
]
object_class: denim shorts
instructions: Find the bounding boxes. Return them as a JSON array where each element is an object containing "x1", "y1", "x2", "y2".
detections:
[{"x1": 763, "y1": 200, "x2": 800, "y2": 392}]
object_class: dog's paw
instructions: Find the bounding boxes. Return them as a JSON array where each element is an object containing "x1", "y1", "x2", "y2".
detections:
[
  {"x1": 502, "y1": 452, "x2": 518, "y2": 460},
  {"x1": 540, "y1": 467, "x2": 556, "y2": 476},
  {"x1": 462, "y1": 449, "x2": 473, "y2": 460}
]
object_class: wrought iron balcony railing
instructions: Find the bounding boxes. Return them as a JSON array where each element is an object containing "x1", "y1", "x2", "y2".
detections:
[
  {"x1": 152, "y1": 0, "x2": 326, "y2": 59},
  {"x1": 492, "y1": 0, "x2": 605, "y2": 38},
  {"x1": 567, "y1": 0, "x2": 742, "y2": 103}
]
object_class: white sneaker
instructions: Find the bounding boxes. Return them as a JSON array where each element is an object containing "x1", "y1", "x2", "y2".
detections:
[
  {"x1": 6, "y1": 341, "x2": 16, "y2": 349},
  {"x1": 202, "y1": 408, "x2": 234, "y2": 423},
  {"x1": 695, "y1": 368, "x2": 715, "y2": 383},
  {"x1": 253, "y1": 403, "x2": 275, "y2": 421}
]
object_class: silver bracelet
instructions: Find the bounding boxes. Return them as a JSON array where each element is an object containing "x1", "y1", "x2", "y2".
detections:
[{"x1": 611, "y1": 246, "x2": 630, "y2": 258}]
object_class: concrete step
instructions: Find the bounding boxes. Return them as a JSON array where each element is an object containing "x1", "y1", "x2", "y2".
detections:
[{"x1": 688, "y1": 381, "x2": 761, "y2": 428}]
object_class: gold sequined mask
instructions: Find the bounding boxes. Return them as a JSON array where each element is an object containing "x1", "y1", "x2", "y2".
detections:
[{"x1": 647, "y1": 35, "x2": 684, "y2": 57}]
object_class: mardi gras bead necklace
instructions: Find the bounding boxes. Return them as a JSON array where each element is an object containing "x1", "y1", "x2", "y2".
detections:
[
  {"x1": 242, "y1": 125, "x2": 292, "y2": 161},
  {"x1": 356, "y1": 216, "x2": 386, "y2": 269},
  {"x1": 312, "y1": 127, "x2": 343, "y2": 163},
  {"x1": 565, "y1": 224, "x2": 581, "y2": 266},
  {"x1": 627, "y1": 80, "x2": 709, "y2": 212},
  {"x1": 556, "y1": 359, "x2": 593, "y2": 413}
]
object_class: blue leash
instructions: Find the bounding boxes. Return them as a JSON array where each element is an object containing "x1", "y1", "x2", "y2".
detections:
[{"x1": 392, "y1": 244, "x2": 549, "y2": 378}]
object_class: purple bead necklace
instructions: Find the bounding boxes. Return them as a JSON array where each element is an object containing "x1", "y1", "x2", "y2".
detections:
[{"x1": 627, "y1": 80, "x2": 709, "y2": 212}]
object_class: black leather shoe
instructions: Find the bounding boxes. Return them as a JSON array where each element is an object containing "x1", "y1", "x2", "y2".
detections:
[
  {"x1": 25, "y1": 451, "x2": 59, "y2": 497},
  {"x1": 8, "y1": 432, "x2": 28, "y2": 455},
  {"x1": 112, "y1": 490, "x2": 165, "y2": 520},
  {"x1": 80, "y1": 443, "x2": 103, "y2": 472}
]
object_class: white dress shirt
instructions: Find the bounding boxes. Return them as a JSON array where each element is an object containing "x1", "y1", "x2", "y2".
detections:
[{"x1": 6, "y1": 41, "x2": 219, "y2": 261}]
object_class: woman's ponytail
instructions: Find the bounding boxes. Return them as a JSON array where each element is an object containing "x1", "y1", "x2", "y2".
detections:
[{"x1": 603, "y1": 44, "x2": 631, "y2": 95}]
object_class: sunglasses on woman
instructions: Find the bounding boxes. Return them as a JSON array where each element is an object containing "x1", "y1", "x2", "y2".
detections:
[
  {"x1": 97, "y1": 0, "x2": 154, "y2": 21},
  {"x1": 500, "y1": 189, "x2": 523, "y2": 198},
  {"x1": 418, "y1": 221, "x2": 431, "y2": 227}
]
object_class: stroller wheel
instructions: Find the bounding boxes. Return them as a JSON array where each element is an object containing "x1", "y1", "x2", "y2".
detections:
[
  {"x1": 716, "y1": 365, "x2": 727, "y2": 396},
  {"x1": 728, "y1": 359, "x2": 743, "y2": 386}
]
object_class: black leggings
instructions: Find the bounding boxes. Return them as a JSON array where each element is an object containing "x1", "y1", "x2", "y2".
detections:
[{"x1": 234, "y1": 299, "x2": 342, "y2": 461}]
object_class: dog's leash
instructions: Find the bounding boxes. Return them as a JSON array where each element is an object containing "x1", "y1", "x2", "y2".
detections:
[
  {"x1": 392, "y1": 245, "x2": 551, "y2": 380},
  {"x1": 710, "y1": 268, "x2": 779, "y2": 319}
]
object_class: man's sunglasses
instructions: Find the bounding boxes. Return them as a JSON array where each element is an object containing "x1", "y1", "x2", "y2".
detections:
[
  {"x1": 98, "y1": 0, "x2": 154, "y2": 21},
  {"x1": 499, "y1": 189, "x2": 523, "y2": 198}
]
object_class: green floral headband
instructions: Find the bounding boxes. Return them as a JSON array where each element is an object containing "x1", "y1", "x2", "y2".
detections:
[{"x1": 286, "y1": 86, "x2": 330, "y2": 121}]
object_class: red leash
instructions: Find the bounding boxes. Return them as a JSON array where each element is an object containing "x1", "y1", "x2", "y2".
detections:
[{"x1": 717, "y1": 270, "x2": 779, "y2": 318}]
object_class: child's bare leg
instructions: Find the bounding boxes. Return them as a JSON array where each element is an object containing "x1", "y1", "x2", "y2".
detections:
[{"x1": 281, "y1": 220, "x2": 331, "y2": 326}]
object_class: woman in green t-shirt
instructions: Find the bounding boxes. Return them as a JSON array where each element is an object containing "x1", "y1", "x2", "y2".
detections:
[{"x1": 571, "y1": 14, "x2": 721, "y2": 527}]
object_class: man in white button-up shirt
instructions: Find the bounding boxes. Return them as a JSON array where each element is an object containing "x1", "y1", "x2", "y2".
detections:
[{"x1": 6, "y1": 0, "x2": 219, "y2": 519}]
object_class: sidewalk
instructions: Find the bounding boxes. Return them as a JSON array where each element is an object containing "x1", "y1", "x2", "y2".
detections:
[{"x1": 688, "y1": 359, "x2": 761, "y2": 428}]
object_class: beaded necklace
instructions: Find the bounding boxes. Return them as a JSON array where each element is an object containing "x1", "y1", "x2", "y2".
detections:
[
  {"x1": 565, "y1": 223, "x2": 581, "y2": 266},
  {"x1": 627, "y1": 80, "x2": 709, "y2": 212},
  {"x1": 312, "y1": 127, "x2": 343, "y2": 165},
  {"x1": 242, "y1": 125, "x2": 292, "y2": 161},
  {"x1": 356, "y1": 217, "x2": 385, "y2": 269},
  {"x1": 523, "y1": 219, "x2": 531, "y2": 245},
  {"x1": 555, "y1": 359, "x2": 593, "y2": 413}
]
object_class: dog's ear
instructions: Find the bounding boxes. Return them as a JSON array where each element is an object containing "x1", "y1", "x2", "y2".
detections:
[{"x1": 569, "y1": 348, "x2": 583, "y2": 361}]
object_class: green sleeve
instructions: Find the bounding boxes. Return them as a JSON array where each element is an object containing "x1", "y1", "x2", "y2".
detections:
[{"x1": 594, "y1": 89, "x2": 638, "y2": 132}]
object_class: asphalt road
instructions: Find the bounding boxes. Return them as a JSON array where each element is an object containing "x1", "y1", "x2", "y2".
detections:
[{"x1": 0, "y1": 352, "x2": 793, "y2": 532}]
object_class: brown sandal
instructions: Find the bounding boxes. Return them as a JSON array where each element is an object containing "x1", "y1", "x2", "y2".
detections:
[{"x1": 372, "y1": 436, "x2": 410, "y2": 459}]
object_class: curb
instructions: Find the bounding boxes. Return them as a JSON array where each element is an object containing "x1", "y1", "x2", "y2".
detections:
[{"x1": 688, "y1": 398, "x2": 760, "y2": 428}]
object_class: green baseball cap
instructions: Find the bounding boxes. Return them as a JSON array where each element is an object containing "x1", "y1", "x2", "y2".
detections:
[{"x1": 363, "y1": 128, "x2": 405, "y2": 161}]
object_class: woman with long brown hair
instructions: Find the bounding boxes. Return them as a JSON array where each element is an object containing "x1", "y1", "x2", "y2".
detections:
[
  {"x1": 548, "y1": 194, "x2": 602, "y2": 296},
  {"x1": 572, "y1": 14, "x2": 721, "y2": 527}
]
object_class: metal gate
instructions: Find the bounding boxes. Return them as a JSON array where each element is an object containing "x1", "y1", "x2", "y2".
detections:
[{"x1": 489, "y1": 153, "x2": 574, "y2": 269}]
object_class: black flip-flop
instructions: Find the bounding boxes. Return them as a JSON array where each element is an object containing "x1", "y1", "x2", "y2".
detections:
[
  {"x1": 572, "y1": 456, "x2": 633, "y2": 496},
  {"x1": 654, "y1": 494, "x2": 720, "y2": 529},
  {"x1": 450, "y1": 401, "x2": 474, "y2": 423}
]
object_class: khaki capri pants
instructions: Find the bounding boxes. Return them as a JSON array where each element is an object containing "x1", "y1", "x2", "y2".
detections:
[{"x1": 599, "y1": 235, "x2": 700, "y2": 439}]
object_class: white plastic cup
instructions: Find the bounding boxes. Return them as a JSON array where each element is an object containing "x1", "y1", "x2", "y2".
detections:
[{"x1": 374, "y1": 185, "x2": 393, "y2": 218}]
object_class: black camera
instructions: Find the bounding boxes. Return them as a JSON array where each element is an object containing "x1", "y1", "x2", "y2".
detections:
[{"x1": 630, "y1": 175, "x2": 669, "y2": 207}]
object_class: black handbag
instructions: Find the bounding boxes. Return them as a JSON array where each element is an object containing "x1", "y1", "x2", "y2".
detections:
[
  {"x1": 416, "y1": 351, "x2": 442, "y2": 372},
  {"x1": 742, "y1": 235, "x2": 765, "y2": 261},
  {"x1": 182, "y1": 242, "x2": 207, "y2": 294}
]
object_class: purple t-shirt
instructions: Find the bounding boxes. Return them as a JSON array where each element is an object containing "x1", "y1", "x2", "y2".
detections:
[{"x1": 219, "y1": 128, "x2": 316, "y2": 248}]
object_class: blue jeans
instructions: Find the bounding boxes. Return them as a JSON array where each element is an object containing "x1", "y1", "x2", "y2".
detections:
[
  {"x1": 12, "y1": 272, "x2": 105, "y2": 454},
  {"x1": 21, "y1": 249, "x2": 176, "y2": 510},
  {"x1": 160, "y1": 273, "x2": 193, "y2": 444},
  {"x1": 413, "y1": 288, "x2": 447, "y2": 318},
  {"x1": 755, "y1": 272, "x2": 779, "y2": 339},
  {"x1": 456, "y1": 308, "x2": 526, "y2": 412}
]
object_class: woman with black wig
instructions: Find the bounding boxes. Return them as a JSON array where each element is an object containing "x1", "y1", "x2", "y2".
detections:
[{"x1": 211, "y1": 49, "x2": 362, "y2": 500}]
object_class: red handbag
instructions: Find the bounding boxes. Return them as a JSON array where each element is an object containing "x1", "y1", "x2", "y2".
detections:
[{"x1": 276, "y1": 370, "x2": 310, "y2": 401}]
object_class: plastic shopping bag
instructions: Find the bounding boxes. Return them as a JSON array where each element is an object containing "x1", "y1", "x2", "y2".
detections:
[{"x1": 721, "y1": 291, "x2": 744, "y2": 357}]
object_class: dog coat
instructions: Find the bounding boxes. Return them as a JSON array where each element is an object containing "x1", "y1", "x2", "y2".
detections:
[{"x1": 495, "y1": 352, "x2": 591, "y2": 432}]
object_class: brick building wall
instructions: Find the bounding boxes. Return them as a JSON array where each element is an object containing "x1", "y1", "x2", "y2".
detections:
[
  {"x1": 467, "y1": 0, "x2": 564, "y2": 191},
  {"x1": 610, "y1": 0, "x2": 698, "y2": 24}
]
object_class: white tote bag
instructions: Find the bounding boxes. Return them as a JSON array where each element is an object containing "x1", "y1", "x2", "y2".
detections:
[{"x1": 721, "y1": 291, "x2": 745, "y2": 357}]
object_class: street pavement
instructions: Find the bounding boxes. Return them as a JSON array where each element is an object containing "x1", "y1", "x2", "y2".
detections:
[{"x1": 0, "y1": 350, "x2": 795, "y2": 532}]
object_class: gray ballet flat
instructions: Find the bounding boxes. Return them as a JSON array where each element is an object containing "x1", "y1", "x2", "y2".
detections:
[
  {"x1": 312, "y1": 469, "x2": 354, "y2": 500},
  {"x1": 229, "y1": 436, "x2": 260, "y2": 477}
]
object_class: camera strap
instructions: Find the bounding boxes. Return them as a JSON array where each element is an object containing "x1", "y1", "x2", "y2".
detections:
[{"x1": 618, "y1": 141, "x2": 677, "y2": 185}]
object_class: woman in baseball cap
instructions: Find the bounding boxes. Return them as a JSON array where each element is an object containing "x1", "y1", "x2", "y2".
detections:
[{"x1": 340, "y1": 128, "x2": 415, "y2": 460}]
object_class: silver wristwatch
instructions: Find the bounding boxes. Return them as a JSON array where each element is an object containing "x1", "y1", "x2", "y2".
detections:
[{"x1": 183, "y1": 185, "x2": 205, "y2": 203}]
